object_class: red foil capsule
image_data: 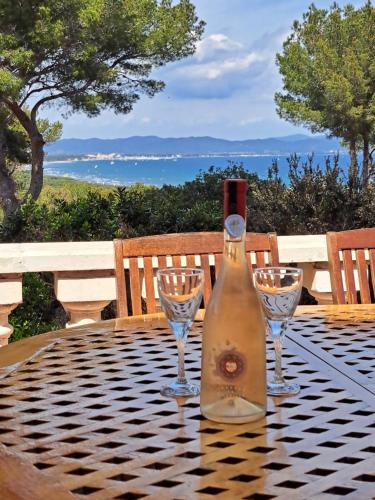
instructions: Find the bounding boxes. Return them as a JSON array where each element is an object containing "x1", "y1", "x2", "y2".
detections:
[{"x1": 224, "y1": 179, "x2": 247, "y2": 219}]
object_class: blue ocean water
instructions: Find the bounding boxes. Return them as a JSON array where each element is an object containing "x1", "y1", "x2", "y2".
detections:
[{"x1": 44, "y1": 153, "x2": 350, "y2": 187}]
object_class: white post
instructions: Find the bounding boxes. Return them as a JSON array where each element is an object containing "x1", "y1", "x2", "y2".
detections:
[
  {"x1": 306, "y1": 262, "x2": 334, "y2": 304},
  {"x1": 54, "y1": 271, "x2": 116, "y2": 328},
  {"x1": 0, "y1": 274, "x2": 23, "y2": 346},
  {"x1": 63, "y1": 301, "x2": 112, "y2": 328}
]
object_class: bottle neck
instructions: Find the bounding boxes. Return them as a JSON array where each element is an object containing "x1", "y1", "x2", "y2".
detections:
[
  {"x1": 223, "y1": 178, "x2": 247, "y2": 263},
  {"x1": 223, "y1": 227, "x2": 246, "y2": 262}
]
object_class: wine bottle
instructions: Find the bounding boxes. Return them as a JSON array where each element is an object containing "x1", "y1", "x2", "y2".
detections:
[{"x1": 200, "y1": 179, "x2": 267, "y2": 423}]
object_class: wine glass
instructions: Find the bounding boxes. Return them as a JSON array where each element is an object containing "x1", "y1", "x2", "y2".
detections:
[
  {"x1": 254, "y1": 267, "x2": 303, "y2": 396},
  {"x1": 157, "y1": 268, "x2": 204, "y2": 398}
]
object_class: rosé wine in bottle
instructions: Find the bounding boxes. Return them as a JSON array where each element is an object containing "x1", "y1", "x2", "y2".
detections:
[{"x1": 200, "y1": 179, "x2": 267, "y2": 423}]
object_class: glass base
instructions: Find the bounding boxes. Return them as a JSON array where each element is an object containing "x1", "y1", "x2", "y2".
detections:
[
  {"x1": 202, "y1": 398, "x2": 266, "y2": 423},
  {"x1": 267, "y1": 381, "x2": 300, "y2": 396},
  {"x1": 161, "y1": 380, "x2": 200, "y2": 398}
]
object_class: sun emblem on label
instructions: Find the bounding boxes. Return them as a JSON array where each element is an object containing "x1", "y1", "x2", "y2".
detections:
[
  {"x1": 215, "y1": 349, "x2": 246, "y2": 380},
  {"x1": 224, "y1": 214, "x2": 245, "y2": 238}
]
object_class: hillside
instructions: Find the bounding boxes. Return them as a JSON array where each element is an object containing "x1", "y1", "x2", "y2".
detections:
[
  {"x1": 15, "y1": 171, "x2": 115, "y2": 203},
  {"x1": 46, "y1": 134, "x2": 343, "y2": 158}
]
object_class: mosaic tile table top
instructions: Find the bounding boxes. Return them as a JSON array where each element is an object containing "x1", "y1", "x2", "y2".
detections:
[{"x1": 0, "y1": 306, "x2": 374, "y2": 499}]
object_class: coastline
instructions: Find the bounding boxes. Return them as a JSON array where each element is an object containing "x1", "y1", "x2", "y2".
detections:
[
  {"x1": 44, "y1": 150, "x2": 343, "y2": 164},
  {"x1": 40, "y1": 151, "x2": 351, "y2": 188}
]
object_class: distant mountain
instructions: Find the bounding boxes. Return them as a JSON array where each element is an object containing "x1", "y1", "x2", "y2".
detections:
[
  {"x1": 45, "y1": 134, "x2": 343, "y2": 157},
  {"x1": 275, "y1": 134, "x2": 314, "y2": 142}
]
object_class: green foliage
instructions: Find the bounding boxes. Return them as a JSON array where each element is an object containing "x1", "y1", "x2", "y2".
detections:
[
  {"x1": 0, "y1": 106, "x2": 62, "y2": 177},
  {"x1": 1, "y1": 191, "x2": 120, "y2": 242},
  {"x1": 250, "y1": 161, "x2": 290, "y2": 234},
  {"x1": 0, "y1": 0, "x2": 204, "y2": 220},
  {"x1": 0, "y1": 0, "x2": 205, "y2": 116},
  {"x1": 9, "y1": 273, "x2": 65, "y2": 342},
  {"x1": 276, "y1": 2, "x2": 375, "y2": 135},
  {"x1": 15, "y1": 172, "x2": 116, "y2": 200},
  {"x1": 276, "y1": 1, "x2": 375, "y2": 181},
  {"x1": 3, "y1": 156, "x2": 374, "y2": 242},
  {"x1": 114, "y1": 165, "x2": 257, "y2": 236},
  {"x1": 282, "y1": 154, "x2": 356, "y2": 233}
]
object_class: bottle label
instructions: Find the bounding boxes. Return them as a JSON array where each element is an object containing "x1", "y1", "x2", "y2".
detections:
[
  {"x1": 215, "y1": 349, "x2": 246, "y2": 381},
  {"x1": 224, "y1": 214, "x2": 245, "y2": 239}
]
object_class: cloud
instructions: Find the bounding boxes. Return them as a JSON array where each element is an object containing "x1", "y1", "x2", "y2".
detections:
[
  {"x1": 194, "y1": 34, "x2": 244, "y2": 62},
  {"x1": 160, "y1": 30, "x2": 285, "y2": 100},
  {"x1": 175, "y1": 52, "x2": 265, "y2": 81},
  {"x1": 239, "y1": 116, "x2": 263, "y2": 126}
]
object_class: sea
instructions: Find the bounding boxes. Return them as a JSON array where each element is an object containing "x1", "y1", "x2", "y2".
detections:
[{"x1": 44, "y1": 153, "x2": 350, "y2": 187}]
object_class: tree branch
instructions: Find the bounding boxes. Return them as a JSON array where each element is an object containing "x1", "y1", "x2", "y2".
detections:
[
  {"x1": 20, "y1": 84, "x2": 64, "y2": 107},
  {"x1": 30, "y1": 93, "x2": 67, "y2": 121},
  {"x1": 2, "y1": 98, "x2": 33, "y2": 134},
  {"x1": 30, "y1": 76, "x2": 101, "y2": 119}
]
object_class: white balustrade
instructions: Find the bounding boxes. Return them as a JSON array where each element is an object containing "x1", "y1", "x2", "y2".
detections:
[
  {"x1": 0, "y1": 235, "x2": 332, "y2": 345},
  {"x1": 0, "y1": 273, "x2": 23, "y2": 345},
  {"x1": 54, "y1": 270, "x2": 115, "y2": 328}
]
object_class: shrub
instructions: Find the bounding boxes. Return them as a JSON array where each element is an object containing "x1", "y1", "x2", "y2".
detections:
[{"x1": 9, "y1": 273, "x2": 66, "y2": 342}]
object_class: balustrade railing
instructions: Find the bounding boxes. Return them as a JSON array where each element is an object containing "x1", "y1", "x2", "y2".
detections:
[{"x1": 0, "y1": 235, "x2": 331, "y2": 345}]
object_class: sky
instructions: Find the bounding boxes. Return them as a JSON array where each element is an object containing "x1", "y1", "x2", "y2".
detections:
[{"x1": 45, "y1": 0, "x2": 365, "y2": 140}]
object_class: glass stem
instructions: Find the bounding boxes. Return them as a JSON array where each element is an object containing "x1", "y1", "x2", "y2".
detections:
[
  {"x1": 171, "y1": 321, "x2": 190, "y2": 385},
  {"x1": 269, "y1": 320, "x2": 287, "y2": 385},
  {"x1": 273, "y1": 336, "x2": 285, "y2": 384},
  {"x1": 177, "y1": 340, "x2": 187, "y2": 384}
]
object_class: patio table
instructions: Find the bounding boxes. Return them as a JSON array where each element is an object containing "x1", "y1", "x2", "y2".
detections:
[{"x1": 0, "y1": 305, "x2": 374, "y2": 499}]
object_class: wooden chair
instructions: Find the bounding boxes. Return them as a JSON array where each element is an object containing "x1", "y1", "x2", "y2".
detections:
[
  {"x1": 114, "y1": 232, "x2": 279, "y2": 317},
  {"x1": 327, "y1": 228, "x2": 375, "y2": 304}
]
